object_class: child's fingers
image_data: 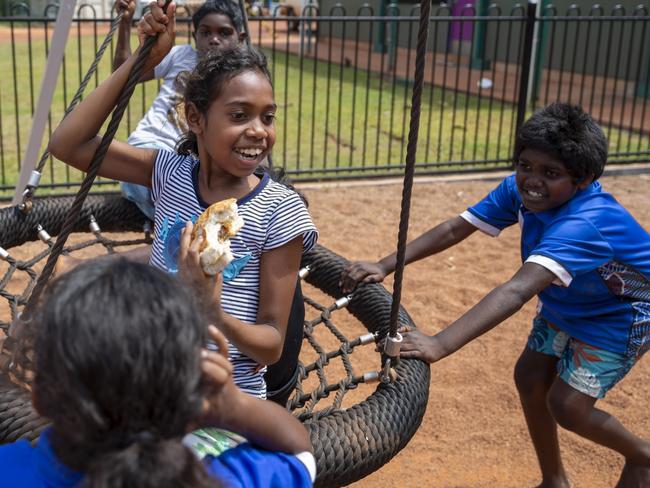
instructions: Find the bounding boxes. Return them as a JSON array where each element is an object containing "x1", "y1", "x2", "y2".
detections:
[
  {"x1": 178, "y1": 221, "x2": 193, "y2": 263},
  {"x1": 207, "y1": 324, "x2": 229, "y2": 356},
  {"x1": 201, "y1": 354, "x2": 232, "y2": 386},
  {"x1": 167, "y1": 2, "x2": 176, "y2": 33}
]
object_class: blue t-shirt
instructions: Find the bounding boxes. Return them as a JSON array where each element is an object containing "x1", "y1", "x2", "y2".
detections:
[
  {"x1": 461, "y1": 174, "x2": 650, "y2": 356},
  {"x1": 0, "y1": 428, "x2": 315, "y2": 488}
]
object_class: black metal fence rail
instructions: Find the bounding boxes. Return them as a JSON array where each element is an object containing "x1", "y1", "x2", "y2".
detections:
[{"x1": 0, "y1": 2, "x2": 648, "y2": 197}]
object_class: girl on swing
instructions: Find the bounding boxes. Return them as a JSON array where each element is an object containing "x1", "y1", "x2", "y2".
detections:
[{"x1": 49, "y1": 0, "x2": 317, "y2": 456}]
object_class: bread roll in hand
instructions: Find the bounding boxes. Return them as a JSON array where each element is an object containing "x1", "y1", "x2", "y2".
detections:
[{"x1": 191, "y1": 198, "x2": 244, "y2": 275}]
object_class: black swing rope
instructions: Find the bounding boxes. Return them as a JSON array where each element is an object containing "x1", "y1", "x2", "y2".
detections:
[
  {"x1": 380, "y1": 0, "x2": 432, "y2": 371},
  {"x1": 15, "y1": 1, "x2": 173, "y2": 331},
  {"x1": 1, "y1": 2, "x2": 435, "y2": 485},
  {"x1": 18, "y1": 9, "x2": 126, "y2": 212}
]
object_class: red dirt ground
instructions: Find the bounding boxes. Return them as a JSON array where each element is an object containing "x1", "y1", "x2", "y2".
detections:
[
  {"x1": 299, "y1": 173, "x2": 650, "y2": 488},
  {"x1": 1, "y1": 172, "x2": 648, "y2": 487}
]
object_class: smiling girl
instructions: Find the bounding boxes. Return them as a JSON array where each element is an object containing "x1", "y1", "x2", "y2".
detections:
[{"x1": 48, "y1": 0, "x2": 317, "y2": 402}]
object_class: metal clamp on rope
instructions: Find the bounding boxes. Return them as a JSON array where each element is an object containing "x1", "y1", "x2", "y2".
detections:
[
  {"x1": 18, "y1": 171, "x2": 42, "y2": 214},
  {"x1": 89, "y1": 215, "x2": 101, "y2": 234},
  {"x1": 359, "y1": 332, "x2": 376, "y2": 345},
  {"x1": 298, "y1": 265, "x2": 311, "y2": 279},
  {"x1": 333, "y1": 294, "x2": 353, "y2": 310},
  {"x1": 37, "y1": 224, "x2": 53, "y2": 244},
  {"x1": 380, "y1": 332, "x2": 403, "y2": 384},
  {"x1": 0, "y1": 246, "x2": 9, "y2": 261},
  {"x1": 362, "y1": 371, "x2": 380, "y2": 384}
]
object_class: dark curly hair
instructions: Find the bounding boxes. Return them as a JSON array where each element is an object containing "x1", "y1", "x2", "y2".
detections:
[
  {"x1": 176, "y1": 45, "x2": 272, "y2": 156},
  {"x1": 31, "y1": 259, "x2": 218, "y2": 488},
  {"x1": 514, "y1": 103, "x2": 608, "y2": 181},
  {"x1": 192, "y1": 0, "x2": 245, "y2": 34}
]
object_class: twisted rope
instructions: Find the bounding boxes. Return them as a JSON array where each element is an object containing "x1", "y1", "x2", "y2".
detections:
[
  {"x1": 388, "y1": 0, "x2": 432, "y2": 338},
  {"x1": 20, "y1": 4, "x2": 170, "y2": 323},
  {"x1": 34, "y1": 12, "x2": 124, "y2": 176}
]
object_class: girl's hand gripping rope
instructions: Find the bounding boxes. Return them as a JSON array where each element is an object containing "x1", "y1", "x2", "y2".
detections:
[{"x1": 137, "y1": 0, "x2": 176, "y2": 72}]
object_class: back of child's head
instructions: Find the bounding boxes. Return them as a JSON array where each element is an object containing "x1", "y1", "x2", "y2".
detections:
[
  {"x1": 177, "y1": 44, "x2": 271, "y2": 156},
  {"x1": 514, "y1": 102, "x2": 608, "y2": 181},
  {"x1": 192, "y1": 0, "x2": 245, "y2": 35},
  {"x1": 31, "y1": 259, "x2": 216, "y2": 488}
]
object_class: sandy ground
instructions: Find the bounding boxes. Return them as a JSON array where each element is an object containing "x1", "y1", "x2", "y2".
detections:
[
  {"x1": 1, "y1": 172, "x2": 649, "y2": 487},
  {"x1": 299, "y1": 173, "x2": 650, "y2": 488}
]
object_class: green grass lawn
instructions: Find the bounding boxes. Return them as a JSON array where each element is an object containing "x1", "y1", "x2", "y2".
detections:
[{"x1": 0, "y1": 26, "x2": 648, "y2": 197}]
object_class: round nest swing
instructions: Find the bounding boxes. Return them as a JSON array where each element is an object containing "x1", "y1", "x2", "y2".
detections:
[{"x1": 0, "y1": 194, "x2": 431, "y2": 487}]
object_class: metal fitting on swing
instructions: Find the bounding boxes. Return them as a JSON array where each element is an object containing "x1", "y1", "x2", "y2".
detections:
[
  {"x1": 89, "y1": 215, "x2": 101, "y2": 234},
  {"x1": 380, "y1": 332, "x2": 403, "y2": 384},
  {"x1": 17, "y1": 171, "x2": 42, "y2": 214},
  {"x1": 333, "y1": 294, "x2": 353, "y2": 310},
  {"x1": 143, "y1": 220, "x2": 152, "y2": 236},
  {"x1": 0, "y1": 246, "x2": 9, "y2": 261},
  {"x1": 298, "y1": 265, "x2": 311, "y2": 279},
  {"x1": 37, "y1": 224, "x2": 52, "y2": 244},
  {"x1": 362, "y1": 371, "x2": 380, "y2": 383},
  {"x1": 358, "y1": 332, "x2": 376, "y2": 345}
]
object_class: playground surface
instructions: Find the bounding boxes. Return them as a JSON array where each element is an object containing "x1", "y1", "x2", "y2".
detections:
[
  {"x1": 0, "y1": 172, "x2": 648, "y2": 486},
  {"x1": 302, "y1": 172, "x2": 649, "y2": 487}
]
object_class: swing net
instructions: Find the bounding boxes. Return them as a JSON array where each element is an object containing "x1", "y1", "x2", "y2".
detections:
[
  {"x1": 0, "y1": 195, "x2": 430, "y2": 487},
  {"x1": 0, "y1": 0, "x2": 435, "y2": 484}
]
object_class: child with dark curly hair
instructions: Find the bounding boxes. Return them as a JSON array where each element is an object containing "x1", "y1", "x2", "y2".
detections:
[
  {"x1": 0, "y1": 254, "x2": 315, "y2": 487},
  {"x1": 340, "y1": 103, "x2": 650, "y2": 487}
]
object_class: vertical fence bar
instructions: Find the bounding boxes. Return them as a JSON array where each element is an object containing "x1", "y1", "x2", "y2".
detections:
[
  {"x1": 514, "y1": 0, "x2": 537, "y2": 145},
  {"x1": 628, "y1": 7, "x2": 648, "y2": 153}
]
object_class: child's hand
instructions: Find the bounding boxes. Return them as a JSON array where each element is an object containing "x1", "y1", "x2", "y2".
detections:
[
  {"x1": 339, "y1": 261, "x2": 388, "y2": 294},
  {"x1": 137, "y1": 0, "x2": 176, "y2": 70},
  {"x1": 399, "y1": 326, "x2": 446, "y2": 364},
  {"x1": 114, "y1": 0, "x2": 135, "y2": 24},
  {"x1": 178, "y1": 221, "x2": 223, "y2": 323}
]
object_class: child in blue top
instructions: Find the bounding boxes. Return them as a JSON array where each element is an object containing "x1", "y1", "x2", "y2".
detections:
[
  {"x1": 340, "y1": 103, "x2": 650, "y2": 487},
  {"x1": 0, "y1": 254, "x2": 315, "y2": 487},
  {"x1": 48, "y1": 0, "x2": 318, "y2": 401}
]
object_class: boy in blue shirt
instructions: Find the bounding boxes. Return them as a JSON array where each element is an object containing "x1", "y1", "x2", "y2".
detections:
[{"x1": 340, "y1": 103, "x2": 650, "y2": 487}]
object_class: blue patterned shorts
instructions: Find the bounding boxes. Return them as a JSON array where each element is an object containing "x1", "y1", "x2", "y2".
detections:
[{"x1": 526, "y1": 316, "x2": 643, "y2": 399}]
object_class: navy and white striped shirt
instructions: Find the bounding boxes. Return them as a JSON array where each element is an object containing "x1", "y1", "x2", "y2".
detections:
[{"x1": 150, "y1": 150, "x2": 318, "y2": 397}]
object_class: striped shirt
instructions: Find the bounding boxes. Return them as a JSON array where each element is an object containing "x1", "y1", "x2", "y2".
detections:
[{"x1": 150, "y1": 150, "x2": 318, "y2": 397}]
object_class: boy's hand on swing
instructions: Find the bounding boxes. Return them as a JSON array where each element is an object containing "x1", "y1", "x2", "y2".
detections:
[
  {"x1": 137, "y1": 0, "x2": 176, "y2": 70},
  {"x1": 114, "y1": 0, "x2": 135, "y2": 23},
  {"x1": 339, "y1": 261, "x2": 388, "y2": 294},
  {"x1": 399, "y1": 326, "x2": 446, "y2": 364},
  {"x1": 178, "y1": 221, "x2": 223, "y2": 324}
]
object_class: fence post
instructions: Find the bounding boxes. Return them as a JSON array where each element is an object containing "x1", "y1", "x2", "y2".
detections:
[{"x1": 514, "y1": 0, "x2": 537, "y2": 144}]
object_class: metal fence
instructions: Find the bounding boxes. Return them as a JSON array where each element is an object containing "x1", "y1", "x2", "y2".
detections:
[{"x1": 0, "y1": 2, "x2": 649, "y2": 197}]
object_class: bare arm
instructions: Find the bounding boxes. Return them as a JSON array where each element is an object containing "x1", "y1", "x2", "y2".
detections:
[
  {"x1": 400, "y1": 262, "x2": 558, "y2": 363},
  {"x1": 200, "y1": 327, "x2": 312, "y2": 453},
  {"x1": 340, "y1": 215, "x2": 477, "y2": 292},
  {"x1": 113, "y1": 0, "x2": 156, "y2": 80},
  {"x1": 218, "y1": 236, "x2": 303, "y2": 365},
  {"x1": 178, "y1": 223, "x2": 303, "y2": 366},
  {"x1": 49, "y1": 0, "x2": 175, "y2": 185}
]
